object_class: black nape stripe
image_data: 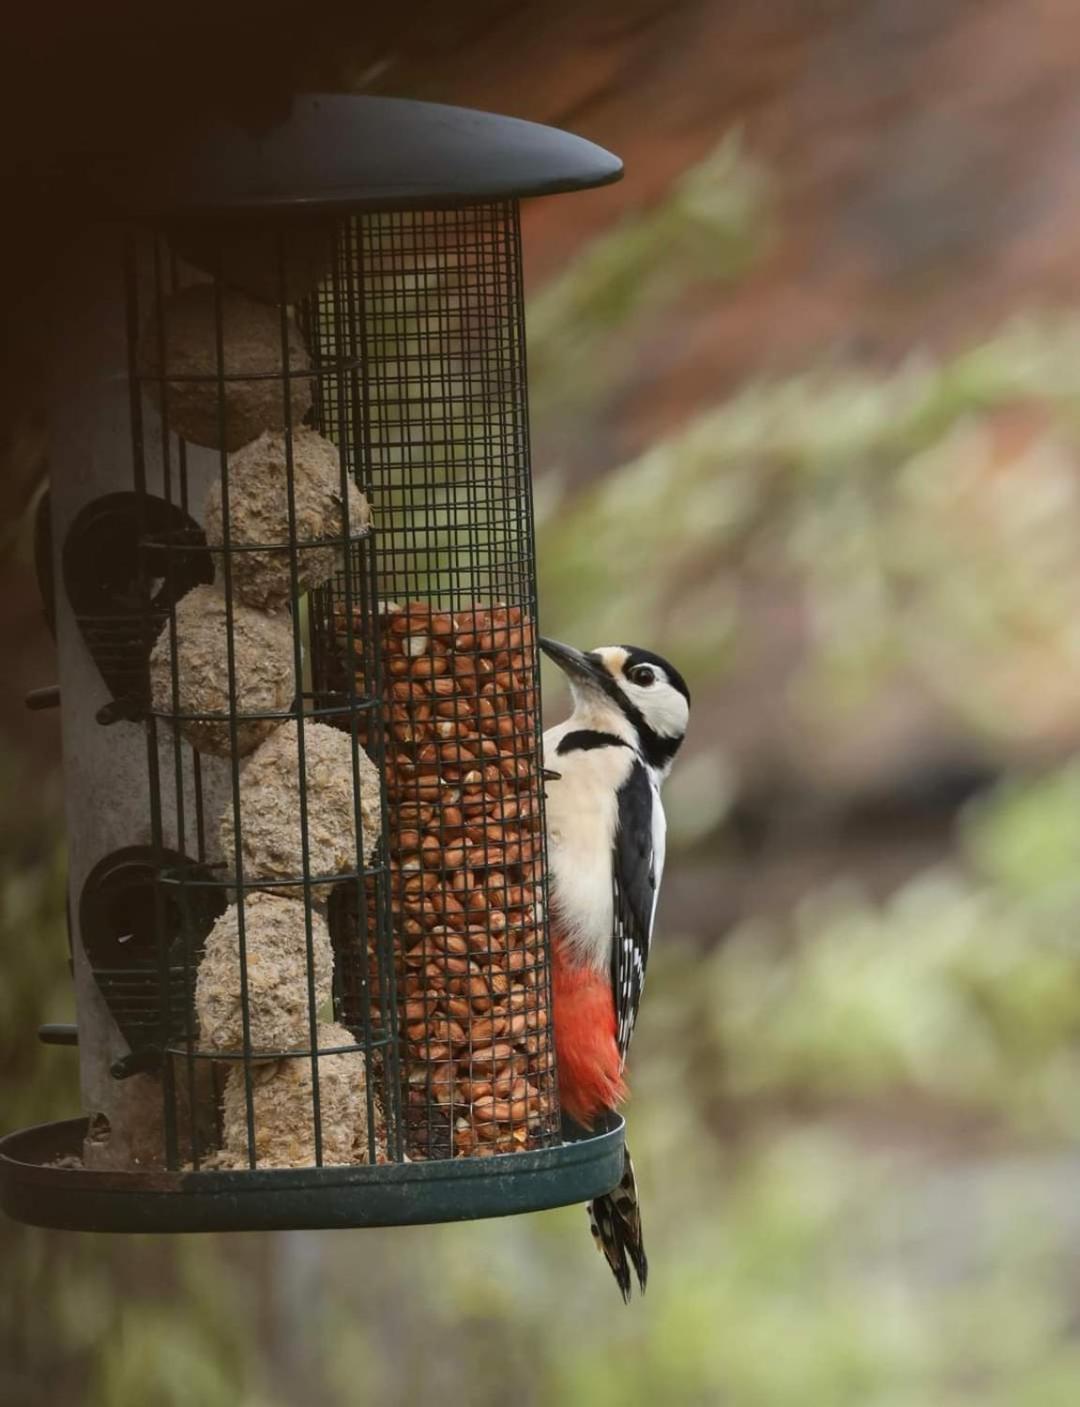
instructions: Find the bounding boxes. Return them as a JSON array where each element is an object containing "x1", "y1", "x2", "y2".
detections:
[
  {"x1": 556, "y1": 729, "x2": 630, "y2": 755},
  {"x1": 634, "y1": 724, "x2": 682, "y2": 771}
]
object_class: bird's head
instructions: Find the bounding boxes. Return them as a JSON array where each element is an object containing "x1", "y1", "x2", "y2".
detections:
[{"x1": 540, "y1": 638, "x2": 690, "y2": 774}]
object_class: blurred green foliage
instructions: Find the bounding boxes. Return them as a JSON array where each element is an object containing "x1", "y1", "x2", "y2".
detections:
[
  {"x1": 682, "y1": 764, "x2": 1080, "y2": 1132},
  {"x1": 528, "y1": 133, "x2": 772, "y2": 423},
  {"x1": 540, "y1": 319, "x2": 1080, "y2": 756}
]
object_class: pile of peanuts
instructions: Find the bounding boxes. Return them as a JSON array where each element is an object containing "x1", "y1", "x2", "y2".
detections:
[{"x1": 336, "y1": 600, "x2": 559, "y2": 1158}]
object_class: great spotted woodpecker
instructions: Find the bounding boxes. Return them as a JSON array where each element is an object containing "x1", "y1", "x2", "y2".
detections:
[{"x1": 540, "y1": 638, "x2": 690, "y2": 1301}]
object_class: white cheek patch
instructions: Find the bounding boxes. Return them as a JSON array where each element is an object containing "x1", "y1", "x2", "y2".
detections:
[
  {"x1": 651, "y1": 685, "x2": 690, "y2": 738},
  {"x1": 625, "y1": 681, "x2": 688, "y2": 738}
]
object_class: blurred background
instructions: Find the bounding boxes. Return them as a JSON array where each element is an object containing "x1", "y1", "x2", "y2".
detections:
[{"x1": 8, "y1": 2, "x2": 1080, "y2": 1402}]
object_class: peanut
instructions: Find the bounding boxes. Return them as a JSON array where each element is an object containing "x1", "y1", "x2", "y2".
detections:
[{"x1": 347, "y1": 601, "x2": 557, "y2": 1159}]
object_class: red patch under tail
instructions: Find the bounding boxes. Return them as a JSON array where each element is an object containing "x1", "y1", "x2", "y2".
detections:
[{"x1": 552, "y1": 936, "x2": 627, "y2": 1128}]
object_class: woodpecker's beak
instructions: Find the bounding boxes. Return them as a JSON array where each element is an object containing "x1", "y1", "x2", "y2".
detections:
[{"x1": 539, "y1": 637, "x2": 608, "y2": 688}]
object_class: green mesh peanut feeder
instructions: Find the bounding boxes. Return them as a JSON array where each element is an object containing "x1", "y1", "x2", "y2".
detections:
[{"x1": 1, "y1": 96, "x2": 625, "y2": 1231}]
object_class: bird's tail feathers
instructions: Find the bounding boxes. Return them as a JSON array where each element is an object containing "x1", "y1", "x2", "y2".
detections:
[{"x1": 587, "y1": 1144, "x2": 647, "y2": 1302}]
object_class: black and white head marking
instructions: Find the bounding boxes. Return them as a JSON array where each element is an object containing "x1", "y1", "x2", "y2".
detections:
[
  {"x1": 556, "y1": 729, "x2": 631, "y2": 756},
  {"x1": 541, "y1": 639, "x2": 690, "y2": 774}
]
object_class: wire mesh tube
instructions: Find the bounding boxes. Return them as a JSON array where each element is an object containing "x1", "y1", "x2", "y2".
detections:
[
  {"x1": 308, "y1": 204, "x2": 560, "y2": 1160},
  {"x1": 84, "y1": 200, "x2": 559, "y2": 1173}
]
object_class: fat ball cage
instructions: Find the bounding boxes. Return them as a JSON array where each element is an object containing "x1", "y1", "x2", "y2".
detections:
[{"x1": 0, "y1": 96, "x2": 624, "y2": 1232}]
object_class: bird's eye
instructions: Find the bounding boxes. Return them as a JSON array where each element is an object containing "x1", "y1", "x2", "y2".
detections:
[{"x1": 629, "y1": 666, "x2": 655, "y2": 687}]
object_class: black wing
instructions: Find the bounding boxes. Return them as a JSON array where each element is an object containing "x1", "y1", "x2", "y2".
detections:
[{"x1": 611, "y1": 760, "x2": 661, "y2": 1061}]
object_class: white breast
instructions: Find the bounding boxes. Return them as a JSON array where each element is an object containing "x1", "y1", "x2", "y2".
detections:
[{"x1": 542, "y1": 721, "x2": 634, "y2": 971}]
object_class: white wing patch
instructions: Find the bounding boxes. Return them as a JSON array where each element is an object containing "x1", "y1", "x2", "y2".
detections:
[{"x1": 648, "y1": 775, "x2": 666, "y2": 935}]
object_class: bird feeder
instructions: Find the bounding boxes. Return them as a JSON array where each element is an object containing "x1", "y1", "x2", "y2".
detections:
[{"x1": 0, "y1": 96, "x2": 625, "y2": 1231}]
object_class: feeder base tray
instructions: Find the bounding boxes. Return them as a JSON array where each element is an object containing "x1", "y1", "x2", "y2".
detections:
[{"x1": 0, "y1": 1116, "x2": 625, "y2": 1233}]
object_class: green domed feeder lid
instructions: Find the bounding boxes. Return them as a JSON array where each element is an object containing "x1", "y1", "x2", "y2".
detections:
[
  {"x1": 0, "y1": 1116, "x2": 625, "y2": 1232},
  {"x1": 74, "y1": 93, "x2": 623, "y2": 220}
]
